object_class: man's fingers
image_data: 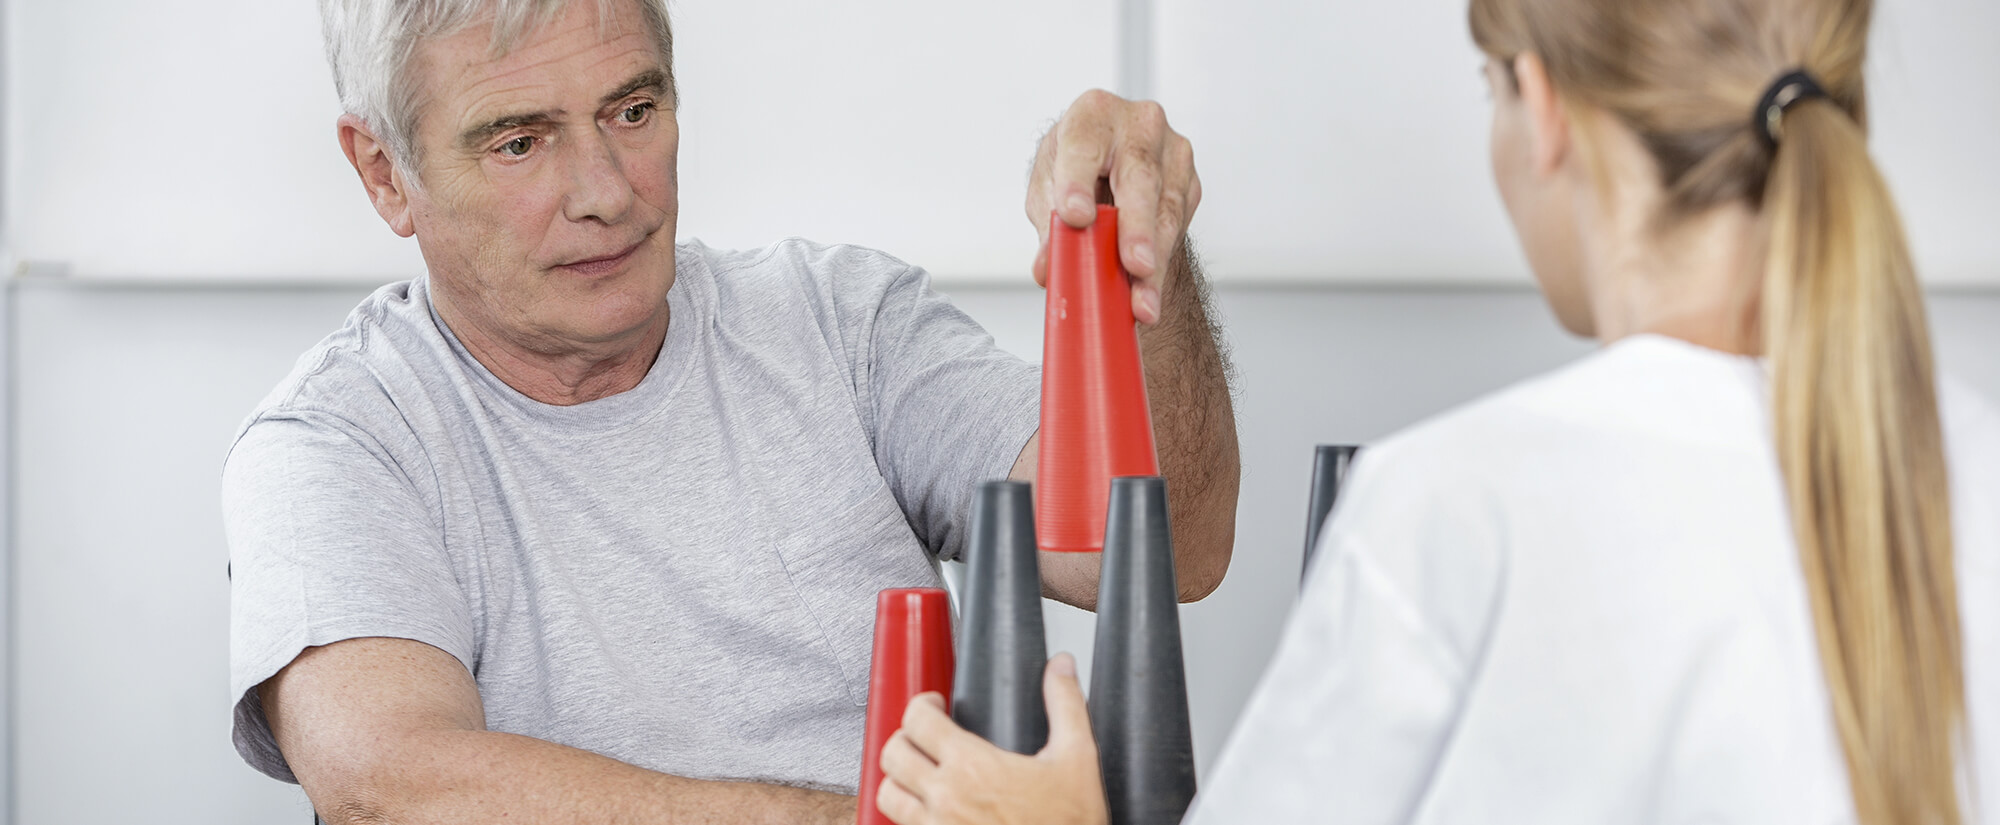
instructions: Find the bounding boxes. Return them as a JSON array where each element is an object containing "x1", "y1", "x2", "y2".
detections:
[
  {"x1": 1025, "y1": 128, "x2": 1061, "y2": 244},
  {"x1": 1175, "y1": 136, "x2": 1202, "y2": 218},
  {"x1": 1131, "y1": 282, "x2": 1163, "y2": 328},
  {"x1": 1050, "y1": 91, "x2": 1118, "y2": 229},
  {"x1": 1039, "y1": 653, "x2": 1097, "y2": 756},
  {"x1": 877, "y1": 776, "x2": 929, "y2": 825},
  {"x1": 1154, "y1": 135, "x2": 1197, "y2": 258},
  {"x1": 880, "y1": 730, "x2": 941, "y2": 795},
  {"x1": 1108, "y1": 102, "x2": 1169, "y2": 284}
]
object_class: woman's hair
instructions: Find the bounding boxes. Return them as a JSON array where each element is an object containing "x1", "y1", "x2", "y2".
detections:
[{"x1": 1469, "y1": 1, "x2": 1964, "y2": 822}]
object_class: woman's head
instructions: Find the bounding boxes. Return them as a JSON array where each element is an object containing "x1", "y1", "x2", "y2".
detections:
[
  {"x1": 1472, "y1": 0, "x2": 1867, "y2": 341},
  {"x1": 1468, "y1": 3, "x2": 1965, "y2": 824}
]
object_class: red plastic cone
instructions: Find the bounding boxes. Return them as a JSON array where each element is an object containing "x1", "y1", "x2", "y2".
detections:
[
  {"x1": 1036, "y1": 205, "x2": 1161, "y2": 553},
  {"x1": 857, "y1": 587, "x2": 955, "y2": 825}
]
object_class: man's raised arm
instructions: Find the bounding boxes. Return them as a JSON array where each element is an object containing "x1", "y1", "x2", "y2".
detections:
[{"x1": 263, "y1": 638, "x2": 855, "y2": 825}]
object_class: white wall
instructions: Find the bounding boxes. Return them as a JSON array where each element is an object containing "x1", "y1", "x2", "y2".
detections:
[
  {"x1": 1147, "y1": 0, "x2": 2000, "y2": 286},
  {"x1": 5, "y1": 0, "x2": 1996, "y2": 284},
  {"x1": 10, "y1": 278, "x2": 2000, "y2": 824},
  {"x1": 1, "y1": 0, "x2": 1116, "y2": 282}
]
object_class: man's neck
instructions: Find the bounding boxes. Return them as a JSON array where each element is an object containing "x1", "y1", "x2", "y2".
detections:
[{"x1": 435, "y1": 295, "x2": 671, "y2": 407}]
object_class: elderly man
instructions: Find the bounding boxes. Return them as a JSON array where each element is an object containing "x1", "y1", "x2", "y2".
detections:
[{"x1": 224, "y1": 0, "x2": 1238, "y2": 822}]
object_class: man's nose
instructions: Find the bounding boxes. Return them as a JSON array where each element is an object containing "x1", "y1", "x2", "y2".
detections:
[{"x1": 561, "y1": 129, "x2": 637, "y2": 225}]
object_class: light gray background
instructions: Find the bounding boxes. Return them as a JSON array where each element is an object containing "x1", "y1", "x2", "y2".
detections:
[
  {"x1": 6, "y1": 278, "x2": 1999, "y2": 824},
  {"x1": 5, "y1": 0, "x2": 1996, "y2": 285},
  {"x1": 5, "y1": 0, "x2": 1998, "y2": 821}
]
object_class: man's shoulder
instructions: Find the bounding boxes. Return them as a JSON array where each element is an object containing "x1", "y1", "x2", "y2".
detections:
[
  {"x1": 228, "y1": 279, "x2": 453, "y2": 458},
  {"x1": 683, "y1": 237, "x2": 923, "y2": 310}
]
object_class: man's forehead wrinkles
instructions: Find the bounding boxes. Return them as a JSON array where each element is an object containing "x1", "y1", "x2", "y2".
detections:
[
  {"x1": 446, "y1": 35, "x2": 660, "y2": 114},
  {"x1": 580, "y1": 44, "x2": 663, "y2": 86},
  {"x1": 457, "y1": 85, "x2": 560, "y2": 133}
]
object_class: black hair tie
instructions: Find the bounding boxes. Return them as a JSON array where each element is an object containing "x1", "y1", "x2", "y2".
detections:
[{"x1": 1755, "y1": 69, "x2": 1831, "y2": 150}]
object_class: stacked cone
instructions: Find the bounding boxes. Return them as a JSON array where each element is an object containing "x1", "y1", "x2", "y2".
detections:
[
  {"x1": 952, "y1": 481, "x2": 1050, "y2": 754},
  {"x1": 1036, "y1": 205, "x2": 1160, "y2": 554},
  {"x1": 865, "y1": 205, "x2": 1195, "y2": 825},
  {"x1": 857, "y1": 588, "x2": 955, "y2": 825},
  {"x1": 1301, "y1": 444, "x2": 1361, "y2": 579},
  {"x1": 1090, "y1": 476, "x2": 1197, "y2": 825}
]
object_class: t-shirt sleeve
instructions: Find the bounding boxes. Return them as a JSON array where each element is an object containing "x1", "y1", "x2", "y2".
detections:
[
  {"x1": 222, "y1": 412, "x2": 476, "y2": 783},
  {"x1": 848, "y1": 261, "x2": 1040, "y2": 562},
  {"x1": 1185, "y1": 447, "x2": 1506, "y2": 824}
]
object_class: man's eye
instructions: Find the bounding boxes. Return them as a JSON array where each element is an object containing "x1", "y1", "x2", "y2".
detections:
[
  {"x1": 500, "y1": 136, "x2": 535, "y2": 157},
  {"x1": 619, "y1": 103, "x2": 654, "y2": 124}
]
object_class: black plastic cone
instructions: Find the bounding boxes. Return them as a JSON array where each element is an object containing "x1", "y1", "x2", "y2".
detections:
[
  {"x1": 952, "y1": 480, "x2": 1050, "y2": 754},
  {"x1": 1301, "y1": 444, "x2": 1361, "y2": 582},
  {"x1": 1088, "y1": 476, "x2": 1195, "y2": 825}
]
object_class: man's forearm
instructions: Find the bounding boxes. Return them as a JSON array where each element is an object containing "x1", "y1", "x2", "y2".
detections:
[
  {"x1": 1137, "y1": 238, "x2": 1241, "y2": 601},
  {"x1": 311, "y1": 726, "x2": 855, "y2": 825}
]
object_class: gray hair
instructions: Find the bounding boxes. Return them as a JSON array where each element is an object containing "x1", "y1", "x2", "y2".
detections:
[{"x1": 318, "y1": 0, "x2": 675, "y2": 174}]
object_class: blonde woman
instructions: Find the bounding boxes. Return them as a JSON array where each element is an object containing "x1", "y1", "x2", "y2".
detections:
[{"x1": 874, "y1": 0, "x2": 1999, "y2": 822}]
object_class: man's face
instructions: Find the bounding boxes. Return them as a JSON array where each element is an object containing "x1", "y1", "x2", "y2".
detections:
[{"x1": 404, "y1": 0, "x2": 679, "y2": 355}]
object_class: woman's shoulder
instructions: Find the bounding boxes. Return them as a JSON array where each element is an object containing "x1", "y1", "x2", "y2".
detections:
[{"x1": 1361, "y1": 335, "x2": 1765, "y2": 483}]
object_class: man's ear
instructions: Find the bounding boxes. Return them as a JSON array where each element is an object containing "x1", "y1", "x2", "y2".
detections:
[
  {"x1": 1512, "y1": 53, "x2": 1570, "y2": 179},
  {"x1": 337, "y1": 114, "x2": 417, "y2": 238}
]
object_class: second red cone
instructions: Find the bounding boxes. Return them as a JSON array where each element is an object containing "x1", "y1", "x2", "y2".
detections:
[{"x1": 1036, "y1": 205, "x2": 1161, "y2": 554}]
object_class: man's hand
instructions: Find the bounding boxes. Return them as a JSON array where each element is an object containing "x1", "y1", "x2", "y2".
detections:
[
  {"x1": 1027, "y1": 89, "x2": 1201, "y2": 326},
  {"x1": 1015, "y1": 92, "x2": 1239, "y2": 609},
  {"x1": 876, "y1": 654, "x2": 1110, "y2": 825}
]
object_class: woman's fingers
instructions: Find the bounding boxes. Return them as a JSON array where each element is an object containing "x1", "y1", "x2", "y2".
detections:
[
  {"x1": 1040, "y1": 653, "x2": 1097, "y2": 757},
  {"x1": 881, "y1": 729, "x2": 941, "y2": 795},
  {"x1": 900, "y1": 691, "x2": 971, "y2": 763},
  {"x1": 877, "y1": 775, "x2": 929, "y2": 825}
]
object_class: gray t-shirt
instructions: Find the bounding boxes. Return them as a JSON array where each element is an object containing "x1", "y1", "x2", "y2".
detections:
[{"x1": 223, "y1": 239, "x2": 1040, "y2": 789}]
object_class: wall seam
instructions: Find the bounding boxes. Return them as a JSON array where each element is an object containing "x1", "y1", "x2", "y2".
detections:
[{"x1": 1118, "y1": 0, "x2": 1152, "y2": 100}]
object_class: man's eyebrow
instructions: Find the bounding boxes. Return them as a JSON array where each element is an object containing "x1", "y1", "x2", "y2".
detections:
[
  {"x1": 453, "y1": 70, "x2": 668, "y2": 153},
  {"x1": 601, "y1": 69, "x2": 670, "y2": 108},
  {"x1": 458, "y1": 110, "x2": 560, "y2": 152}
]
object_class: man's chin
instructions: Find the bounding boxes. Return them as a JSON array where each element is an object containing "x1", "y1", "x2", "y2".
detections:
[{"x1": 545, "y1": 287, "x2": 673, "y2": 348}]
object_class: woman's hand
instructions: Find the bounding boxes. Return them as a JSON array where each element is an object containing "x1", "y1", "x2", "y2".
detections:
[{"x1": 876, "y1": 654, "x2": 1110, "y2": 825}]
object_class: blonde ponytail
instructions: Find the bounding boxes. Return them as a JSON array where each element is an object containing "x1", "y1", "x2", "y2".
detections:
[
  {"x1": 1470, "y1": 0, "x2": 1967, "y2": 821},
  {"x1": 1763, "y1": 97, "x2": 1963, "y2": 825}
]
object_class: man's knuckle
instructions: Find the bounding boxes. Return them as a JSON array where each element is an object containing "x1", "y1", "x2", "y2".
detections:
[{"x1": 1116, "y1": 156, "x2": 1163, "y2": 191}]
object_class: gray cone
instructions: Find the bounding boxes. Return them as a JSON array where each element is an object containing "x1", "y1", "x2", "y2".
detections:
[
  {"x1": 952, "y1": 480, "x2": 1049, "y2": 754},
  {"x1": 1301, "y1": 444, "x2": 1361, "y2": 582},
  {"x1": 1088, "y1": 476, "x2": 1195, "y2": 825}
]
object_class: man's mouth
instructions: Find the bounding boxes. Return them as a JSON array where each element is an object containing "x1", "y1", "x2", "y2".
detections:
[{"x1": 554, "y1": 237, "x2": 648, "y2": 278}]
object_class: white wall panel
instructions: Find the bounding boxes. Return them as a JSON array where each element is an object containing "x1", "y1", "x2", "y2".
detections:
[
  {"x1": 5, "y1": 0, "x2": 421, "y2": 280},
  {"x1": 3, "y1": 0, "x2": 1113, "y2": 282},
  {"x1": 8, "y1": 1, "x2": 1989, "y2": 285},
  {"x1": 1156, "y1": 0, "x2": 1521, "y2": 284},
  {"x1": 670, "y1": 1, "x2": 1117, "y2": 280},
  {"x1": 1867, "y1": 0, "x2": 2000, "y2": 285},
  {"x1": 1155, "y1": 0, "x2": 2000, "y2": 285}
]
